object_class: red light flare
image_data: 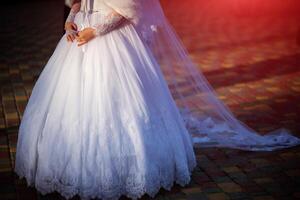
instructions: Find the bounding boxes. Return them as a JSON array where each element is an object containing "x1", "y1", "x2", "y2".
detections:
[
  {"x1": 160, "y1": 0, "x2": 300, "y2": 71},
  {"x1": 161, "y1": 0, "x2": 300, "y2": 46}
]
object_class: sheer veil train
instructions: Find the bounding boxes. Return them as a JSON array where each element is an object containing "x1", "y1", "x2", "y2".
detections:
[{"x1": 105, "y1": 0, "x2": 300, "y2": 151}]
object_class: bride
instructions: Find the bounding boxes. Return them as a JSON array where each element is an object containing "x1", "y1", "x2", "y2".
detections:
[{"x1": 14, "y1": 0, "x2": 300, "y2": 199}]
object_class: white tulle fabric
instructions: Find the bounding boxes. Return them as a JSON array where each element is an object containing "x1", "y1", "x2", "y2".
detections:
[{"x1": 14, "y1": 7, "x2": 197, "y2": 200}]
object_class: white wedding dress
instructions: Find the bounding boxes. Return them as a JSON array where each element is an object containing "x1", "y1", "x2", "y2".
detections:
[{"x1": 14, "y1": 1, "x2": 197, "y2": 200}]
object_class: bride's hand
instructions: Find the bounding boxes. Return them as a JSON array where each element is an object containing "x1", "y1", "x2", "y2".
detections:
[
  {"x1": 65, "y1": 22, "x2": 78, "y2": 42},
  {"x1": 76, "y1": 28, "x2": 96, "y2": 46}
]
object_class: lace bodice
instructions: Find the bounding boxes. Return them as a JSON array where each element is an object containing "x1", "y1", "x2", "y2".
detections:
[{"x1": 65, "y1": 0, "x2": 125, "y2": 36}]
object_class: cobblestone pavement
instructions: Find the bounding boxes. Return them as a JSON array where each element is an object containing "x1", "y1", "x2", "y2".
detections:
[{"x1": 1, "y1": 0, "x2": 300, "y2": 199}]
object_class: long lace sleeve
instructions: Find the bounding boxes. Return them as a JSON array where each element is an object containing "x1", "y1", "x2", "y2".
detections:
[
  {"x1": 92, "y1": 11, "x2": 125, "y2": 36},
  {"x1": 65, "y1": 2, "x2": 81, "y2": 23}
]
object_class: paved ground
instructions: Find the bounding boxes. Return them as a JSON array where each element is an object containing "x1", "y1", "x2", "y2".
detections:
[{"x1": 0, "y1": 0, "x2": 300, "y2": 199}]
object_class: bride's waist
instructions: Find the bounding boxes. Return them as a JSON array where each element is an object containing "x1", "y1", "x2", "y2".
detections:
[{"x1": 77, "y1": 9, "x2": 111, "y2": 16}]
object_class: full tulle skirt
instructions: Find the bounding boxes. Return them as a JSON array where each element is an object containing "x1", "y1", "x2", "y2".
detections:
[{"x1": 14, "y1": 13, "x2": 197, "y2": 200}]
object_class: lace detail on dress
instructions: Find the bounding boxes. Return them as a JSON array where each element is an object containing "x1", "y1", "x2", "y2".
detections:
[
  {"x1": 182, "y1": 112, "x2": 300, "y2": 151},
  {"x1": 65, "y1": 2, "x2": 81, "y2": 23},
  {"x1": 91, "y1": 11, "x2": 125, "y2": 36},
  {"x1": 15, "y1": 109, "x2": 196, "y2": 200}
]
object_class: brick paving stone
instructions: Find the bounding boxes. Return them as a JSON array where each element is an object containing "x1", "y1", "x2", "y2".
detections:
[
  {"x1": 186, "y1": 195, "x2": 208, "y2": 200},
  {"x1": 253, "y1": 178, "x2": 273, "y2": 184},
  {"x1": 7, "y1": 131, "x2": 18, "y2": 168},
  {"x1": 211, "y1": 176, "x2": 232, "y2": 183},
  {"x1": 227, "y1": 192, "x2": 251, "y2": 200},
  {"x1": 181, "y1": 187, "x2": 202, "y2": 195},
  {"x1": 252, "y1": 196, "x2": 274, "y2": 200},
  {"x1": 0, "y1": 134, "x2": 11, "y2": 173},
  {"x1": 206, "y1": 193, "x2": 229, "y2": 200},
  {"x1": 245, "y1": 186, "x2": 269, "y2": 197},
  {"x1": 250, "y1": 158, "x2": 270, "y2": 167},
  {"x1": 193, "y1": 173, "x2": 211, "y2": 184},
  {"x1": 227, "y1": 172, "x2": 249, "y2": 182},
  {"x1": 217, "y1": 182, "x2": 242, "y2": 193},
  {"x1": 222, "y1": 167, "x2": 241, "y2": 173},
  {"x1": 200, "y1": 182, "x2": 222, "y2": 193},
  {"x1": 202, "y1": 188, "x2": 222, "y2": 194},
  {"x1": 279, "y1": 152, "x2": 298, "y2": 160}
]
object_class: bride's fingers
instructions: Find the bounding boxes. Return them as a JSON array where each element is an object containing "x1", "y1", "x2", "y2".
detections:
[
  {"x1": 75, "y1": 35, "x2": 80, "y2": 41},
  {"x1": 68, "y1": 35, "x2": 73, "y2": 42},
  {"x1": 71, "y1": 23, "x2": 78, "y2": 31},
  {"x1": 77, "y1": 40, "x2": 87, "y2": 46},
  {"x1": 67, "y1": 34, "x2": 76, "y2": 42},
  {"x1": 70, "y1": 34, "x2": 75, "y2": 41},
  {"x1": 67, "y1": 35, "x2": 71, "y2": 42},
  {"x1": 76, "y1": 36, "x2": 84, "y2": 43}
]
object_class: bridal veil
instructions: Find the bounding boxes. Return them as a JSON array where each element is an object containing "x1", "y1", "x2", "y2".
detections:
[{"x1": 103, "y1": 0, "x2": 300, "y2": 151}]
